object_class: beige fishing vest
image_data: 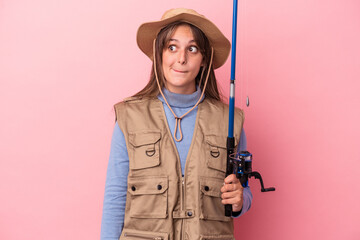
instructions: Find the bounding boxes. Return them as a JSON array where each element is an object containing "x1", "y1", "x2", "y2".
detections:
[{"x1": 115, "y1": 96, "x2": 244, "y2": 240}]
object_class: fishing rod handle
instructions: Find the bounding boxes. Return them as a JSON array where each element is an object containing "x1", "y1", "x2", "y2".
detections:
[{"x1": 225, "y1": 137, "x2": 235, "y2": 217}]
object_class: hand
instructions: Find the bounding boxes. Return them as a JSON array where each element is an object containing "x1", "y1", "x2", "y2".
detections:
[{"x1": 220, "y1": 174, "x2": 244, "y2": 212}]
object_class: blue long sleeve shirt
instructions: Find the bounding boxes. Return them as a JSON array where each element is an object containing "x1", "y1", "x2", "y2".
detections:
[{"x1": 101, "y1": 88, "x2": 253, "y2": 240}]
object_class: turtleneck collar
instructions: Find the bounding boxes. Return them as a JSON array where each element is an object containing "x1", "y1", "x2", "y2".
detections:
[{"x1": 158, "y1": 86, "x2": 204, "y2": 108}]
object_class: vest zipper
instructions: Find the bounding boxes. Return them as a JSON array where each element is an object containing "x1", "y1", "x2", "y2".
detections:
[
  {"x1": 181, "y1": 103, "x2": 201, "y2": 240},
  {"x1": 157, "y1": 100, "x2": 190, "y2": 240},
  {"x1": 181, "y1": 176, "x2": 185, "y2": 240},
  {"x1": 181, "y1": 176, "x2": 185, "y2": 210},
  {"x1": 123, "y1": 232, "x2": 163, "y2": 240}
]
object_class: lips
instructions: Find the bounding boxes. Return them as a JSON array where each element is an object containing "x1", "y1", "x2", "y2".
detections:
[{"x1": 172, "y1": 68, "x2": 188, "y2": 73}]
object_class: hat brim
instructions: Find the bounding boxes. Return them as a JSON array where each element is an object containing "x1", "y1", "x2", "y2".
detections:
[{"x1": 137, "y1": 13, "x2": 230, "y2": 69}]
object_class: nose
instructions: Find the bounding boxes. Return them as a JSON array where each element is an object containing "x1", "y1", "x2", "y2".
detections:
[{"x1": 177, "y1": 49, "x2": 187, "y2": 65}]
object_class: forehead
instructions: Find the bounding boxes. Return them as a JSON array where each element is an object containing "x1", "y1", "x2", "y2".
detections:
[{"x1": 170, "y1": 24, "x2": 194, "y2": 38}]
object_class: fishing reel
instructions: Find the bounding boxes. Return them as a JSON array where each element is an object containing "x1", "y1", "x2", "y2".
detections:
[{"x1": 229, "y1": 151, "x2": 275, "y2": 192}]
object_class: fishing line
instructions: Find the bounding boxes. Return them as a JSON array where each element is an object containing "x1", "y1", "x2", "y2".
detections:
[{"x1": 241, "y1": 0, "x2": 250, "y2": 107}]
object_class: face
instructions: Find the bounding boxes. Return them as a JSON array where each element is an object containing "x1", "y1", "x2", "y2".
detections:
[{"x1": 162, "y1": 25, "x2": 203, "y2": 94}]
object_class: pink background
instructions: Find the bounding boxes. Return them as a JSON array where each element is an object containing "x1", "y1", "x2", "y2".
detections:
[{"x1": 1, "y1": 0, "x2": 359, "y2": 239}]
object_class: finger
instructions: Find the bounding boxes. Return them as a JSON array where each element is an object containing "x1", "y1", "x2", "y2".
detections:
[
  {"x1": 221, "y1": 194, "x2": 243, "y2": 206},
  {"x1": 221, "y1": 190, "x2": 242, "y2": 200},
  {"x1": 224, "y1": 174, "x2": 238, "y2": 184},
  {"x1": 221, "y1": 183, "x2": 236, "y2": 193},
  {"x1": 221, "y1": 181, "x2": 243, "y2": 193}
]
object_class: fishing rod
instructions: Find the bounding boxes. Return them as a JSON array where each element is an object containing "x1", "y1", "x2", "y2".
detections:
[{"x1": 225, "y1": 0, "x2": 275, "y2": 217}]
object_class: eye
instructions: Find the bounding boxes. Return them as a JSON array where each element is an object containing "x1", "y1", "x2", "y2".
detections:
[
  {"x1": 189, "y1": 46, "x2": 198, "y2": 53},
  {"x1": 168, "y1": 45, "x2": 177, "y2": 51}
]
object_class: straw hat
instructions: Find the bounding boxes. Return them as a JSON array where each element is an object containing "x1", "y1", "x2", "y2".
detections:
[{"x1": 136, "y1": 8, "x2": 231, "y2": 69}]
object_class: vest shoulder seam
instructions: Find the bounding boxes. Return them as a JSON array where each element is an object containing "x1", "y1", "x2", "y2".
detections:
[{"x1": 113, "y1": 97, "x2": 158, "y2": 108}]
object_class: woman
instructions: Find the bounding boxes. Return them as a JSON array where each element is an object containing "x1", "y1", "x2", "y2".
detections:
[{"x1": 101, "y1": 8, "x2": 252, "y2": 240}]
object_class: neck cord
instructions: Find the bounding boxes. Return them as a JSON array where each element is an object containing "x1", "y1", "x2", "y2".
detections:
[{"x1": 153, "y1": 39, "x2": 214, "y2": 142}]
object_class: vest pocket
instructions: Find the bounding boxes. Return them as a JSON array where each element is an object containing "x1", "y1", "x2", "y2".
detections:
[
  {"x1": 128, "y1": 130, "x2": 161, "y2": 170},
  {"x1": 128, "y1": 176, "x2": 168, "y2": 219},
  {"x1": 205, "y1": 135, "x2": 237, "y2": 173},
  {"x1": 200, "y1": 235, "x2": 234, "y2": 240},
  {"x1": 121, "y1": 228, "x2": 169, "y2": 240},
  {"x1": 199, "y1": 177, "x2": 231, "y2": 222}
]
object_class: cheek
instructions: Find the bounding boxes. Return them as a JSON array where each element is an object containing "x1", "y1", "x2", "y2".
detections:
[
  {"x1": 162, "y1": 52, "x2": 173, "y2": 67},
  {"x1": 191, "y1": 58, "x2": 203, "y2": 72},
  {"x1": 162, "y1": 57, "x2": 170, "y2": 76}
]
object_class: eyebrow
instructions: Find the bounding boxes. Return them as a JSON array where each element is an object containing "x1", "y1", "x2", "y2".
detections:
[{"x1": 169, "y1": 38, "x2": 197, "y2": 44}]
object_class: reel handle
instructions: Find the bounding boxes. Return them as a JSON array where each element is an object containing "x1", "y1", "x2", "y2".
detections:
[
  {"x1": 262, "y1": 187, "x2": 276, "y2": 192},
  {"x1": 248, "y1": 171, "x2": 276, "y2": 192}
]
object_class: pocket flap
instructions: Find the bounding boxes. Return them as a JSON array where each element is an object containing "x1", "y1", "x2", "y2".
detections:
[
  {"x1": 205, "y1": 135, "x2": 238, "y2": 149},
  {"x1": 199, "y1": 177, "x2": 223, "y2": 198},
  {"x1": 128, "y1": 176, "x2": 168, "y2": 195},
  {"x1": 121, "y1": 228, "x2": 169, "y2": 240},
  {"x1": 200, "y1": 235, "x2": 234, "y2": 240},
  {"x1": 128, "y1": 131, "x2": 161, "y2": 147},
  {"x1": 205, "y1": 135, "x2": 227, "y2": 148}
]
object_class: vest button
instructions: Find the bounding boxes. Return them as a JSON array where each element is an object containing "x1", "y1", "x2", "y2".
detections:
[
  {"x1": 187, "y1": 211, "x2": 193, "y2": 217},
  {"x1": 131, "y1": 186, "x2": 136, "y2": 191},
  {"x1": 204, "y1": 186, "x2": 210, "y2": 191},
  {"x1": 157, "y1": 185, "x2": 162, "y2": 190}
]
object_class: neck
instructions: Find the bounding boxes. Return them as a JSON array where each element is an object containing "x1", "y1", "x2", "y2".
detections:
[
  {"x1": 164, "y1": 84, "x2": 196, "y2": 95},
  {"x1": 158, "y1": 86, "x2": 203, "y2": 107}
]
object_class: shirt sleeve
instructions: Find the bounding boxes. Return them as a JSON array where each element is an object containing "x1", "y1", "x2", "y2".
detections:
[
  {"x1": 100, "y1": 122, "x2": 129, "y2": 240},
  {"x1": 232, "y1": 129, "x2": 253, "y2": 218}
]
